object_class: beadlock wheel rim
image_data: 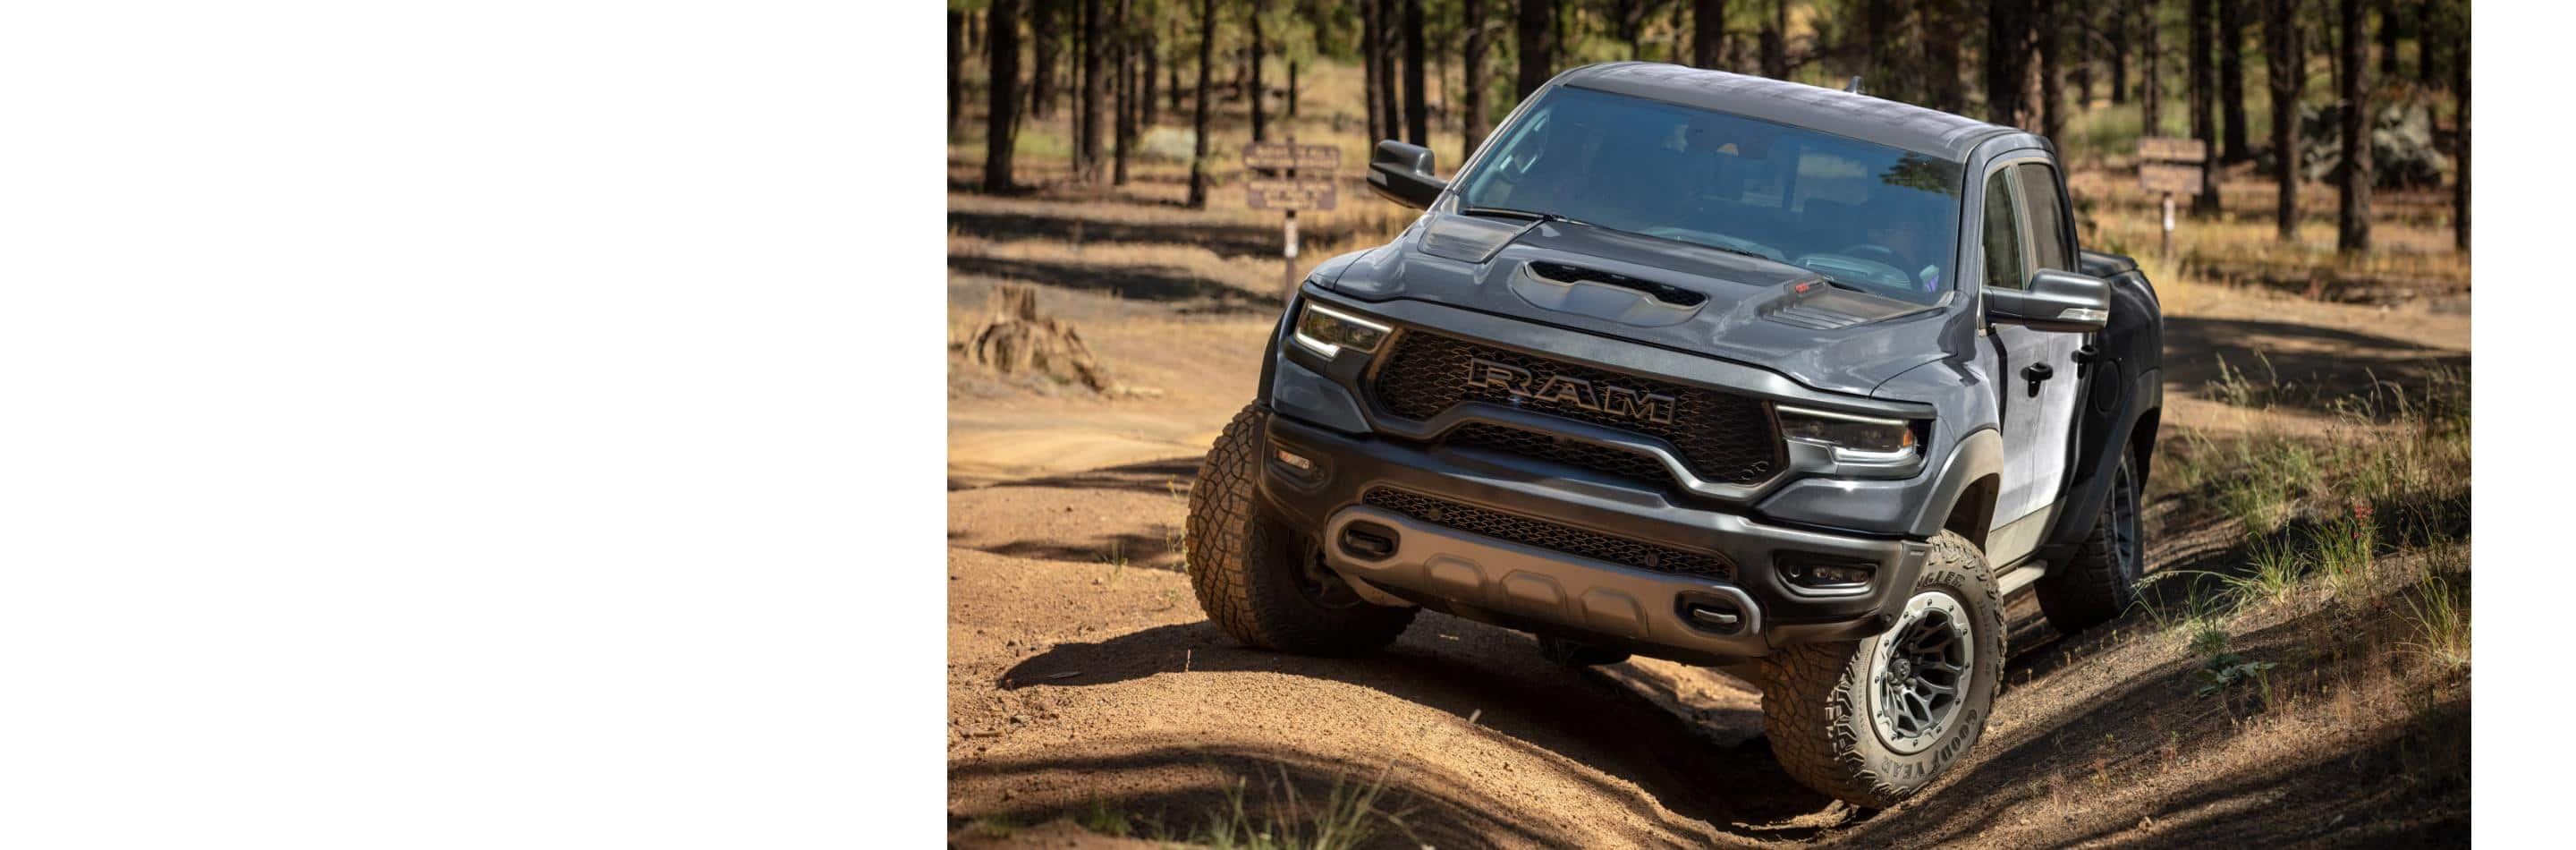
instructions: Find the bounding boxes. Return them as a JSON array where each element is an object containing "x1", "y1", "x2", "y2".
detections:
[{"x1": 1869, "y1": 590, "x2": 1975, "y2": 755}]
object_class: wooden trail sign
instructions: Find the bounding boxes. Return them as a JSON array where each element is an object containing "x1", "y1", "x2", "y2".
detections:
[
  {"x1": 2136, "y1": 137, "x2": 2209, "y2": 257},
  {"x1": 1242, "y1": 142, "x2": 1340, "y2": 172},
  {"x1": 1245, "y1": 178, "x2": 1338, "y2": 211},
  {"x1": 1242, "y1": 138, "x2": 1341, "y2": 291}
]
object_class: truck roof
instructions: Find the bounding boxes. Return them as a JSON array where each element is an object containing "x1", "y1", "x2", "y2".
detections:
[{"x1": 1556, "y1": 63, "x2": 2021, "y2": 161}]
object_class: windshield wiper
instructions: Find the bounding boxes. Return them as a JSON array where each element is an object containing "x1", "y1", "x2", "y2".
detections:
[
  {"x1": 1697, "y1": 243, "x2": 1773, "y2": 261},
  {"x1": 1457, "y1": 205, "x2": 1587, "y2": 226}
]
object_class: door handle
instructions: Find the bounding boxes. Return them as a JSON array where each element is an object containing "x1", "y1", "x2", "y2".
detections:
[{"x1": 2021, "y1": 363, "x2": 2054, "y2": 397}]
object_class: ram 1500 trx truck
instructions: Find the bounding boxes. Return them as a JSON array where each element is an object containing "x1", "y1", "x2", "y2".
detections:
[{"x1": 1184, "y1": 63, "x2": 2163, "y2": 806}]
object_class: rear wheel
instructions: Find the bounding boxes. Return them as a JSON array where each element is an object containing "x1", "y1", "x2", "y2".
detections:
[
  {"x1": 1757, "y1": 531, "x2": 2004, "y2": 807},
  {"x1": 2036, "y1": 450, "x2": 2146, "y2": 633},
  {"x1": 1183, "y1": 405, "x2": 1414, "y2": 656}
]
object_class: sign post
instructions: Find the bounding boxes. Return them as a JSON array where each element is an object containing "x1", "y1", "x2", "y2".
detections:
[
  {"x1": 1242, "y1": 138, "x2": 1340, "y2": 293},
  {"x1": 2136, "y1": 137, "x2": 2207, "y2": 259}
]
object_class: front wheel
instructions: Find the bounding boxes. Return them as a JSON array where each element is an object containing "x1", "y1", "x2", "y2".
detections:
[
  {"x1": 1756, "y1": 531, "x2": 2004, "y2": 808},
  {"x1": 1183, "y1": 405, "x2": 1414, "y2": 656}
]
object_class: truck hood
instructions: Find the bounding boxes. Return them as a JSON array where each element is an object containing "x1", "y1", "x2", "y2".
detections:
[{"x1": 1315, "y1": 211, "x2": 1957, "y2": 398}]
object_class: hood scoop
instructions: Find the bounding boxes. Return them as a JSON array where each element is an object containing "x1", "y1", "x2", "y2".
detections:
[
  {"x1": 1758, "y1": 279, "x2": 1931, "y2": 330},
  {"x1": 1418, "y1": 213, "x2": 1530, "y2": 263},
  {"x1": 1506, "y1": 260, "x2": 1709, "y2": 327}
]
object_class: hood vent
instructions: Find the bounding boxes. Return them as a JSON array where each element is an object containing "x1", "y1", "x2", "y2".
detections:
[
  {"x1": 1757, "y1": 279, "x2": 1932, "y2": 330},
  {"x1": 1525, "y1": 261, "x2": 1707, "y2": 306}
]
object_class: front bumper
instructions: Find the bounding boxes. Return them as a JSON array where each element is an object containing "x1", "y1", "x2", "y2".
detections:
[{"x1": 1262, "y1": 413, "x2": 1934, "y2": 662}]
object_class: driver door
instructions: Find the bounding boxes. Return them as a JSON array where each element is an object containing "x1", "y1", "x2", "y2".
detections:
[{"x1": 1982, "y1": 161, "x2": 2088, "y2": 548}]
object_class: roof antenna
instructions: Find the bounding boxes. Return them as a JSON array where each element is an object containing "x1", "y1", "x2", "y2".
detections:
[{"x1": 1845, "y1": 75, "x2": 1865, "y2": 95}]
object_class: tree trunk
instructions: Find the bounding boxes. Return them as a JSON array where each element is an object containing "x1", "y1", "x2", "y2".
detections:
[
  {"x1": 2337, "y1": 0, "x2": 2371, "y2": 251},
  {"x1": 1517, "y1": 0, "x2": 1554, "y2": 101},
  {"x1": 984, "y1": 0, "x2": 1024, "y2": 193},
  {"x1": 2219, "y1": 0, "x2": 2250, "y2": 163},
  {"x1": 1760, "y1": 0, "x2": 1786, "y2": 79},
  {"x1": 1112, "y1": 0, "x2": 1132, "y2": 185},
  {"x1": 2190, "y1": 0, "x2": 2218, "y2": 214},
  {"x1": 1166, "y1": 17, "x2": 1182, "y2": 118},
  {"x1": 949, "y1": 10, "x2": 967, "y2": 136},
  {"x1": 1080, "y1": 0, "x2": 1105, "y2": 183},
  {"x1": 2038, "y1": 4, "x2": 2065, "y2": 138},
  {"x1": 1464, "y1": 0, "x2": 1494, "y2": 158},
  {"x1": 2378, "y1": 0, "x2": 2402, "y2": 80},
  {"x1": 1287, "y1": 59, "x2": 1300, "y2": 118},
  {"x1": 2325, "y1": 0, "x2": 2343, "y2": 106},
  {"x1": 1362, "y1": 0, "x2": 1385, "y2": 140},
  {"x1": 2411, "y1": 0, "x2": 2431, "y2": 91},
  {"x1": 2453, "y1": 6, "x2": 2467, "y2": 251},
  {"x1": 1920, "y1": 0, "x2": 1962, "y2": 113},
  {"x1": 2266, "y1": 0, "x2": 2301, "y2": 241},
  {"x1": 1141, "y1": 21, "x2": 1159, "y2": 128},
  {"x1": 1249, "y1": 0, "x2": 1268, "y2": 141},
  {"x1": 2141, "y1": 0, "x2": 2162, "y2": 135},
  {"x1": 1404, "y1": 0, "x2": 1428, "y2": 145},
  {"x1": 1986, "y1": 0, "x2": 2031, "y2": 126},
  {"x1": 2110, "y1": 3, "x2": 2131, "y2": 105},
  {"x1": 1188, "y1": 0, "x2": 1214, "y2": 208},
  {"x1": 1034, "y1": 2, "x2": 1064, "y2": 120},
  {"x1": 1380, "y1": 0, "x2": 1404, "y2": 140},
  {"x1": 1694, "y1": 0, "x2": 1725, "y2": 68},
  {"x1": 1863, "y1": 0, "x2": 1889, "y2": 92}
]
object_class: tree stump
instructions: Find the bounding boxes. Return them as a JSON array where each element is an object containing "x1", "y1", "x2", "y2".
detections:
[{"x1": 957, "y1": 285, "x2": 1113, "y2": 393}]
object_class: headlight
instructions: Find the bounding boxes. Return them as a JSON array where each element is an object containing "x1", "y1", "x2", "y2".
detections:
[
  {"x1": 1777, "y1": 405, "x2": 1921, "y2": 463},
  {"x1": 1291, "y1": 302, "x2": 1392, "y2": 358}
]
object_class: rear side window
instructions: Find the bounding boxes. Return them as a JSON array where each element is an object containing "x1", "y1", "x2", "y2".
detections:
[
  {"x1": 2012, "y1": 162, "x2": 2072, "y2": 272},
  {"x1": 1980, "y1": 170, "x2": 2024, "y2": 291}
]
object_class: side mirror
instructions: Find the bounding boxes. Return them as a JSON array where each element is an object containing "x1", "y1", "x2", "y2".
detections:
[
  {"x1": 1986, "y1": 268, "x2": 2110, "y2": 333},
  {"x1": 1367, "y1": 140, "x2": 1446, "y2": 209}
]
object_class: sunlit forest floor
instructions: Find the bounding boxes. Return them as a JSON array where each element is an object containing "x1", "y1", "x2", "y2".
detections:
[{"x1": 945, "y1": 56, "x2": 2469, "y2": 847}]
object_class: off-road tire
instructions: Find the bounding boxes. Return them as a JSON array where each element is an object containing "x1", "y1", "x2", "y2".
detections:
[
  {"x1": 1756, "y1": 531, "x2": 2004, "y2": 808},
  {"x1": 2035, "y1": 449, "x2": 2145, "y2": 633},
  {"x1": 1184, "y1": 405, "x2": 1415, "y2": 656}
]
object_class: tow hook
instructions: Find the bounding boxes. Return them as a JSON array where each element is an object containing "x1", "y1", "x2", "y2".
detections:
[{"x1": 1681, "y1": 598, "x2": 1748, "y2": 634}]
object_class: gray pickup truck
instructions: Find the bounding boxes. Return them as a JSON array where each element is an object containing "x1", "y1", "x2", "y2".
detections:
[{"x1": 1184, "y1": 63, "x2": 2162, "y2": 806}]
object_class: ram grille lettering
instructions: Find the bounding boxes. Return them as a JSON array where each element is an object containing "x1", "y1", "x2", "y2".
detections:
[{"x1": 1462, "y1": 357, "x2": 1678, "y2": 425}]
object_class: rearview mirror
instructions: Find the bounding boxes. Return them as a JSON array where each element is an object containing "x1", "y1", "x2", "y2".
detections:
[
  {"x1": 1367, "y1": 140, "x2": 1445, "y2": 209},
  {"x1": 1985, "y1": 268, "x2": 2110, "y2": 333}
]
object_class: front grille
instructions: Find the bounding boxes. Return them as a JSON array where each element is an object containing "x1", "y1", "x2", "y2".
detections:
[
  {"x1": 1362, "y1": 487, "x2": 1733, "y2": 580},
  {"x1": 1444, "y1": 422, "x2": 1674, "y2": 490},
  {"x1": 1368, "y1": 331, "x2": 1784, "y2": 485}
]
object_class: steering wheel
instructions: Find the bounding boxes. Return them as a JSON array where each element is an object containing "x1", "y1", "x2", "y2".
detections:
[
  {"x1": 1825, "y1": 244, "x2": 1921, "y2": 289},
  {"x1": 1835, "y1": 243, "x2": 1909, "y2": 268}
]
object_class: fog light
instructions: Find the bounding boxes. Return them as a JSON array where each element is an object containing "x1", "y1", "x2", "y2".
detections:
[
  {"x1": 1275, "y1": 449, "x2": 1313, "y2": 472},
  {"x1": 1781, "y1": 555, "x2": 1877, "y2": 589}
]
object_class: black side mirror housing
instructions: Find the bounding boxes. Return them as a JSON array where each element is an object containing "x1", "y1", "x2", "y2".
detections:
[
  {"x1": 1367, "y1": 140, "x2": 1446, "y2": 209},
  {"x1": 1986, "y1": 268, "x2": 2111, "y2": 333}
]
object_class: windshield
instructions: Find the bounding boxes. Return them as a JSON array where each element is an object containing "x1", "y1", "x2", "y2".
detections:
[{"x1": 1454, "y1": 86, "x2": 1965, "y2": 304}]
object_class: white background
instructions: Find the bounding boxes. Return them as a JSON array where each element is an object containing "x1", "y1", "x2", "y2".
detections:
[{"x1": 0, "y1": 0, "x2": 2543, "y2": 846}]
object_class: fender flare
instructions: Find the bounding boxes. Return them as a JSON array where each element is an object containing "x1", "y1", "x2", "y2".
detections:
[
  {"x1": 2036, "y1": 367, "x2": 2163, "y2": 561},
  {"x1": 1903, "y1": 428, "x2": 2006, "y2": 541}
]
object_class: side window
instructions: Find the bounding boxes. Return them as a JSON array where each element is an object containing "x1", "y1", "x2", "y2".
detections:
[
  {"x1": 1980, "y1": 169, "x2": 2025, "y2": 291},
  {"x1": 2012, "y1": 162, "x2": 2072, "y2": 272}
]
